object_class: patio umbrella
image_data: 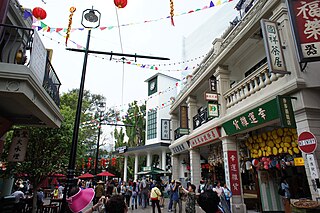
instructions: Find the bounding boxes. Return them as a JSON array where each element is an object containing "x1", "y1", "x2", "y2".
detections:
[
  {"x1": 78, "y1": 172, "x2": 94, "y2": 179},
  {"x1": 51, "y1": 177, "x2": 58, "y2": 185},
  {"x1": 39, "y1": 177, "x2": 49, "y2": 188},
  {"x1": 52, "y1": 173, "x2": 66, "y2": 178},
  {"x1": 96, "y1": 171, "x2": 115, "y2": 177}
]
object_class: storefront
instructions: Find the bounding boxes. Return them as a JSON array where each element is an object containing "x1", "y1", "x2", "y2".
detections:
[{"x1": 222, "y1": 96, "x2": 311, "y2": 212}]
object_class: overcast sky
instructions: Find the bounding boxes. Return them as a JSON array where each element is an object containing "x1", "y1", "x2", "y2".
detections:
[{"x1": 19, "y1": 0, "x2": 238, "y2": 148}]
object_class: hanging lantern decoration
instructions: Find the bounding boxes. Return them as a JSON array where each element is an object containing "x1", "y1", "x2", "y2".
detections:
[
  {"x1": 32, "y1": 7, "x2": 47, "y2": 20},
  {"x1": 111, "y1": 157, "x2": 116, "y2": 166},
  {"x1": 65, "y1": 7, "x2": 76, "y2": 46},
  {"x1": 169, "y1": 0, "x2": 175, "y2": 26},
  {"x1": 114, "y1": 0, "x2": 127, "y2": 8}
]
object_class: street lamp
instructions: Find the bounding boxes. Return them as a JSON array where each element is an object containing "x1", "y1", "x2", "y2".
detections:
[
  {"x1": 61, "y1": 7, "x2": 101, "y2": 212},
  {"x1": 95, "y1": 101, "x2": 106, "y2": 175}
]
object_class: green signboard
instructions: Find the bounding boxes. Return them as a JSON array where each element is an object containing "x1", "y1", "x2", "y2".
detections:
[{"x1": 222, "y1": 96, "x2": 296, "y2": 135}]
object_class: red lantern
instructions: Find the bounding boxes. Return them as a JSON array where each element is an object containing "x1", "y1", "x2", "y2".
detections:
[
  {"x1": 111, "y1": 157, "x2": 116, "y2": 166},
  {"x1": 32, "y1": 7, "x2": 47, "y2": 20},
  {"x1": 114, "y1": 0, "x2": 127, "y2": 8}
]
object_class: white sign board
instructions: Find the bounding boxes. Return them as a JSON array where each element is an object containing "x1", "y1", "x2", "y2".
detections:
[
  {"x1": 306, "y1": 154, "x2": 319, "y2": 179},
  {"x1": 29, "y1": 31, "x2": 47, "y2": 84},
  {"x1": 8, "y1": 130, "x2": 29, "y2": 162},
  {"x1": 205, "y1": 93, "x2": 218, "y2": 101}
]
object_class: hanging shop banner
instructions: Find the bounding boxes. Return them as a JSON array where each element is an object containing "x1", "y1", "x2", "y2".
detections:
[
  {"x1": 8, "y1": 129, "x2": 29, "y2": 162},
  {"x1": 225, "y1": 150, "x2": 241, "y2": 195},
  {"x1": 161, "y1": 119, "x2": 171, "y2": 140},
  {"x1": 208, "y1": 102, "x2": 219, "y2": 118},
  {"x1": 261, "y1": 19, "x2": 287, "y2": 74},
  {"x1": 189, "y1": 127, "x2": 220, "y2": 148},
  {"x1": 180, "y1": 106, "x2": 188, "y2": 129},
  {"x1": 286, "y1": 0, "x2": 320, "y2": 63},
  {"x1": 116, "y1": 146, "x2": 127, "y2": 154},
  {"x1": 209, "y1": 76, "x2": 217, "y2": 92},
  {"x1": 205, "y1": 93, "x2": 218, "y2": 101},
  {"x1": 306, "y1": 154, "x2": 319, "y2": 179},
  {"x1": 222, "y1": 96, "x2": 296, "y2": 135},
  {"x1": 170, "y1": 141, "x2": 190, "y2": 154}
]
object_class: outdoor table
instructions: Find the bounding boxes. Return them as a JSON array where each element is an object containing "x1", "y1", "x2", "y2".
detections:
[{"x1": 50, "y1": 198, "x2": 63, "y2": 211}]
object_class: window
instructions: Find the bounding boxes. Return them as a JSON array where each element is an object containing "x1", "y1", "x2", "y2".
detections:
[{"x1": 147, "y1": 110, "x2": 157, "y2": 140}]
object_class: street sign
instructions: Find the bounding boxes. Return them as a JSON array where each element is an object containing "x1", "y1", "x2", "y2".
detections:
[{"x1": 298, "y1": 131, "x2": 317, "y2": 154}]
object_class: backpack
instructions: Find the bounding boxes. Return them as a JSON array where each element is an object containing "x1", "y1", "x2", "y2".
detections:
[{"x1": 278, "y1": 186, "x2": 285, "y2": 196}]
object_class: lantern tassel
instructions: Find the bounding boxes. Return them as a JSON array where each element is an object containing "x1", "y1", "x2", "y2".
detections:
[{"x1": 170, "y1": 0, "x2": 175, "y2": 26}]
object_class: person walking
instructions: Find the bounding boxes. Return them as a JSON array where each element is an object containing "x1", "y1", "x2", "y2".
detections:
[
  {"x1": 94, "y1": 180, "x2": 105, "y2": 205},
  {"x1": 280, "y1": 177, "x2": 291, "y2": 213},
  {"x1": 131, "y1": 181, "x2": 139, "y2": 210},
  {"x1": 150, "y1": 182, "x2": 162, "y2": 213},
  {"x1": 124, "y1": 182, "x2": 132, "y2": 207},
  {"x1": 223, "y1": 183, "x2": 232, "y2": 212},
  {"x1": 140, "y1": 177, "x2": 149, "y2": 209},
  {"x1": 167, "y1": 180, "x2": 175, "y2": 212}
]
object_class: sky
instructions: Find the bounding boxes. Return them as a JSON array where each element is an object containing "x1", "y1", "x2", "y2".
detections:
[{"x1": 19, "y1": 0, "x2": 238, "y2": 148}]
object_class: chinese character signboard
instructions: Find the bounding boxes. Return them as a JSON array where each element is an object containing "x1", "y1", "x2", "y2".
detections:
[
  {"x1": 222, "y1": 96, "x2": 296, "y2": 135},
  {"x1": 261, "y1": 19, "x2": 287, "y2": 73},
  {"x1": 227, "y1": 151, "x2": 241, "y2": 195},
  {"x1": 8, "y1": 129, "x2": 29, "y2": 162},
  {"x1": 306, "y1": 154, "x2": 319, "y2": 179},
  {"x1": 209, "y1": 76, "x2": 217, "y2": 92},
  {"x1": 170, "y1": 142, "x2": 190, "y2": 154},
  {"x1": 161, "y1": 119, "x2": 171, "y2": 140},
  {"x1": 189, "y1": 127, "x2": 220, "y2": 148},
  {"x1": 180, "y1": 106, "x2": 188, "y2": 129},
  {"x1": 286, "y1": 0, "x2": 320, "y2": 62}
]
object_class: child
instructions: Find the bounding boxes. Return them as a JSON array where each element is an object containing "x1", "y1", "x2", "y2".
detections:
[{"x1": 181, "y1": 183, "x2": 196, "y2": 213}]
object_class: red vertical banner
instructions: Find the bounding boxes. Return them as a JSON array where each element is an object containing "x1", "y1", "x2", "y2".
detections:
[{"x1": 227, "y1": 150, "x2": 241, "y2": 195}]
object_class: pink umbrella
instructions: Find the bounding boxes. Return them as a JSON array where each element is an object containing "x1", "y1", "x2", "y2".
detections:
[
  {"x1": 51, "y1": 177, "x2": 58, "y2": 185},
  {"x1": 78, "y1": 172, "x2": 94, "y2": 179},
  {"x1": 96, "y1": 171, "x2": 115, "y2": 177}
]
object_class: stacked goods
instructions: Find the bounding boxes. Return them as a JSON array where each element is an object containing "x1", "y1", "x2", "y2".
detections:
[{"x1": 245, "y1": 128, "x2": 300, "y2": 159}]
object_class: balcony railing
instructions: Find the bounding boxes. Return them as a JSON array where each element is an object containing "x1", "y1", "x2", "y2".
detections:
[
  {"x1": 0, "y1": 24, "x2": 61, "y2": 107},
  {"x1": 224, "y1": 63, "x2": 284, "y2": 109}
]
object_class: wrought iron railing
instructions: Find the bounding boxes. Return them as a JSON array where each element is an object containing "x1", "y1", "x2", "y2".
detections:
[
  {"x1": 0, "y1": 24, "x2": 61, "y2": 106},
  {"x1": 43, "y1": 59, "x2": 61, "y2": 106},
  {"x1": 0, "y1": 23, "x2": 33, "y2": 64}
]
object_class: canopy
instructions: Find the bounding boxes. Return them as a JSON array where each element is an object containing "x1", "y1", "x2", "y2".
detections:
[
  {"x1": 97, "y1": 171, "x2": 115, "y2": 177},
  {"x1": 78, "y1": 173, "x2": 94, "y2": 179},
  {"x1": 136, "y1": 167, "x2": 170, "y2": 175}
]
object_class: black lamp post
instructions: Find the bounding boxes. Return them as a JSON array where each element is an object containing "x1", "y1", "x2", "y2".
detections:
[
  {"x1": 61, "y1": 7, "x2": 101, "y2": 212},
  {"x1": 94, "y1": 101, "x2": 106, "y2": 175}
]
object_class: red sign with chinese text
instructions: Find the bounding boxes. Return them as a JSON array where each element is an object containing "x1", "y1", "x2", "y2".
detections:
[
  {"x1": 287, "y1": 0, "x2": 320, "y2": 62},
  {"x1": 189, "y1": 127, "x2": 220, "y2": 148},
  {"x1": 227, "y1": 151, "x2": 241, "y2": 195}
]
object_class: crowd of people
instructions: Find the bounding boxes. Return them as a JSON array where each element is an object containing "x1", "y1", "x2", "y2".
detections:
[{"x1": 69, "y1": 177, "x2": 233, "y2": 213}]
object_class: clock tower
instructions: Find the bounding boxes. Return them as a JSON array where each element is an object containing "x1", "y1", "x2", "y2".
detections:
[{"x1": 145, "y1": 73, "x2": 179, "y2": 145}]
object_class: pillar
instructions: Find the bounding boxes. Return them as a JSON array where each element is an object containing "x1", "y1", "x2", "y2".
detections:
[
  {"x1": 171, "y1": 155, "x2": 179, "y2": 181},
  {"x1": 294, "y1": 89, "x2": 320, "y2": 200},
  {"x1": 147, "y1": 152, "x2": 152, "y2": 167},
  {"x1": 159, "y1": 153, "x2": 162, "y2": 169},
  {"x1": 190, "y1": 148, "x2": 201, "y2": 190},
  {"x1": 214, "y1": 65, "x2": 230, "y2": 116},
  {"x1": 186, "y1": 96, "x2": 198, "y2": 132},
  {"x1": 162, "y1": 150, "x2": 166, "y2": 171},
  {"x1": 221, "y1": 136, "x2": 246, "y2": 213},
  {"x1": 123, "y1": 155, "x2": 128, "y2": 182},
  {"x1": 171, "y1": 114, "x2": 178, "y2": 140},
  {"x1": 134, "y1": 154, "x2": 139, "y2": 181}
]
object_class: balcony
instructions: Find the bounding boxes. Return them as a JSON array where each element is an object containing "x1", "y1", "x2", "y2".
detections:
[{"x1": 0, "y1": 24, "x2": 63, "y2": 128}]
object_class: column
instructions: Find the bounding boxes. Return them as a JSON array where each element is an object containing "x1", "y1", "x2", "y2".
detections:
[
  {"x1": 162, "y1": 150, "x2": 166, "y2": 171},
  {"x1": 171, "y1": 155, "x2": 179, "y2": 181},
  {"x1": 214, "y1": 65, "x2": 230, "y2": 116},
  {"x1": 171, "y1": 114, "x2": 178, "y2": 140},
  {"x1": 190, "y1": 148, "x2": 201, "y2": 190},
  {"x1": 123, "y1": 155, "x2": 128, "y2": 182},
  {"x1": 159, "y1": 153, "x2": 162, "y2": 169},
  {"x1": 294, "y1": 89, "x2": 320, "y2": 200},
  {"x1": 147, "y1": 152, "x2": 152, "y2": 167},
  {"x1": 221, "y1": 136, "x2": 246, "y2": 213},
  {"x1": 134, "y1": 154, "x2": 139, "y2": 181},
  {"x1": 186, "y1": 96, "x2": 198, "y2": 132}
]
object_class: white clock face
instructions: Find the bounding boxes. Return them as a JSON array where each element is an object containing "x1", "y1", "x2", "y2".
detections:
[{"x1": 150, "y1": 82, "x2": 156, "y2": 91}]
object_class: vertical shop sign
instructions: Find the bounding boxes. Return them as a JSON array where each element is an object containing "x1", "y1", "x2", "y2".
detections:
[
  {"x1": 8, "y1": 129, "x2": 29, "y2": 162},
  {"x1": 306, "y1": 154, "x2": 319, "y2": 179},
  {"x1": 261, "y1": 19, "x2": 287, "y2": 73},
  {"x1": 161, "y1": 119, "x2": 171, "y2": 140},
  {"x1": 209, "y1": 76, "x2": 217, "y2": 92},
  {"x1": 227, "y1": 150, "x2": 241, "y2": 195},
  {"x1": 180, "y1": 106, "x2": 188, "y2": 129},
  {"x1": 286, "y1": 0, "x2": 320, "y2": 63},
  {"x1": 277, "y1": 96, "x2": 297, "y2": 128},
  {"x1": 208, "y1": 102, "x2": 219, "y2": 118}
]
